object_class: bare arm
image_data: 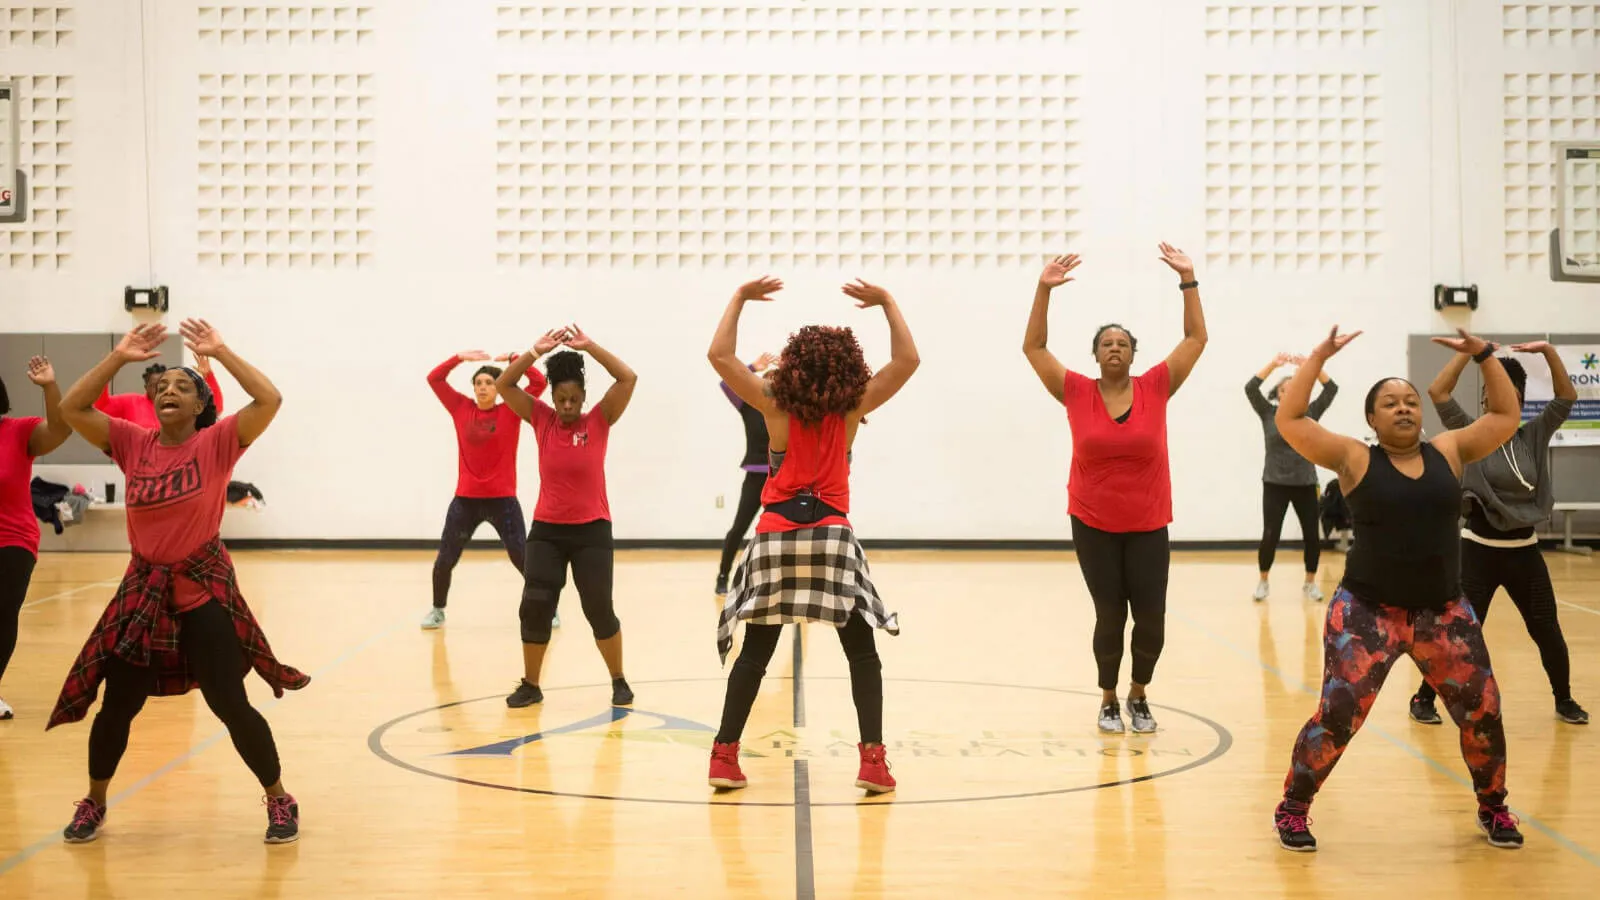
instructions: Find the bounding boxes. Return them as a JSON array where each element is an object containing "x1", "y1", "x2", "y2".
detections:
[
  {"x1": 1023, "y1": 255, "x2": 1080, "y2": 404},
  {"x1": 1430, "y1": 335, "x2": 1521, "y2": 468},
  {"x1": 1158, "y1": 244, "x2": 1207, "y2": 396},
  {"x1": 183, "y1": 320, "x2": 282, "y2": 447},
  {"x1": 848, "y1": 282, "x2": 920, "y2": 417},
  {"x1": 497, "y1": 330, "x2": 566, "y2": 422},
  {"x1": 61, "y1": 327, "x2": 167, "y2": 453},
  {"x1": 1428, "y1": 351, "x2": 1471, "y2": 403},
  {"x1": 577, "y1": 337, "x2": 637, "y2": 426},
  {"x1": 1275, "y1": 329, "x2": 1368, "y2": 480},
  {"x1": 24, "y1": 357, "x2": 73, "y2": 457},
  {"x1": 709, "y1": 280, "x2": 782, "y2": 414}
]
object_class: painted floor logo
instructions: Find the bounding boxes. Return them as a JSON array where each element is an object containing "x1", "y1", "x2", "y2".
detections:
[{"x1": 369, "y1": 678, "x2": 1233, "y2": 806}]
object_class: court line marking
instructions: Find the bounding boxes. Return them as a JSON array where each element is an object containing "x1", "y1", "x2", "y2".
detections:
[
  {"x1": 792, "y1": 629, "x2": 816, "y2": 900},
  {"x1": 1173, "y1": 608, "x2": 1600, "y2": 867},
  {"x1": 21, "y1": 580, "x2": 122, "y2": 610},
  {"x1": 1556, "y1": 598, "x2": 1600, "y2": 618},
  {"x1": 367, "y1": 676, "x2": 1234, "y2": 807},
  {"x1": 0, "y1": 620, "x2": 406, "y2": 879}
]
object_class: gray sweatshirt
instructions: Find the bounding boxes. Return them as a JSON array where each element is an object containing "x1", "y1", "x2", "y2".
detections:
[
  {"x1": 1246, "y1": 376, "x2": 1338, "y2": 486},
  {"x1": 1437, "y1": 396, "x2": 1574, "y2": 531}
]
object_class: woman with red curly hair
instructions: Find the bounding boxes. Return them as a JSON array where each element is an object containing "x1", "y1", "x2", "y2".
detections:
[
  {"x1": 1023, "y1": 245, "x2": 1207, "y2": 736},
  {"x1": 707, "y1": 276, "x2": 919, "y2": 795}
]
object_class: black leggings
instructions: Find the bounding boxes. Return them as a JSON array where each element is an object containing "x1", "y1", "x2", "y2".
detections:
[
  {"x1": 0, "y1": 546, "x2": 37, "y2": 684},
  {"x1": 433, "y1": 496, "x2": 527, "y2": 609},
  {"x1": 717, "y1": 471, "x2": 766, "y2": 580},
  {"x1": 1259, "y1": 482, "x2": 1321, "y2": 574},
  {"x1": 519, "y1": 520, "x2": 618, "y2": 644},
  {"x1": 88, "y1": 600, "x2": 282, "y2": 787},
  {"x1": 1070, "y1": 516, "x2": 1170, "y2": 691},
  {"x1": 1416, "y1": 539, "x2": 1574, "y2": 703},
  {"x1": 715, "y1": 613, "x2": 882, "y2": 744}
]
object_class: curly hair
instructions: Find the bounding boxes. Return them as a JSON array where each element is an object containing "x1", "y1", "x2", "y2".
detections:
[
  {"x1": 1499, "y1": 356, "x2": 1527, "y2": 402},
  {"x1": 545, "y1": 350, "x2": 586, "y2": 390},
  {"x1": 767, "y1": 325, "x2": 872, "y2": 424}
]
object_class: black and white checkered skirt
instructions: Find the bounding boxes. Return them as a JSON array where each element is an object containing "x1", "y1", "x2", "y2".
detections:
[{"x1": 716, "y1": 525, "x2": 900, "y2": 662}]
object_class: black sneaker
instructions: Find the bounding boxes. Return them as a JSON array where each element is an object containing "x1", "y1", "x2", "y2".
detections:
[
  {"x1": 715, "y1": 574, "x2": 729, "y2": 596},
  {"x1": 1477, "y1": 804, "x2": 1524, "y2": 849},
  {"x1": 1409, "y1": 694, "x2": 1443, "y2": 725},
  {"x1": 506, "y1": 679, "x2": 543, "y2": 708},
  {"x1": 264, "y1": 794, "x2": 299, "y2": 844},
  {"x1": 1274, "y1": 800, "x2": 1317, "y2": 852},
  {"x1": 1556, "y1": 698, "x2": 1589, "y2": 725},
  {"x1": 63, "y1": 799, "x2": 106, "y2": 844},
  {"x1": 1125, "y1": 697, "x2": 1157, "y2": 734},
  {"x1": 612, "y1": 677, "x2": 634, "y2": 706}
]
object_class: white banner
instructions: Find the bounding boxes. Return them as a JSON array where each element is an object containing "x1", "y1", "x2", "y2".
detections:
[{"x1": 1519, "y1": 345, "x2": 1600, "y2": 446}]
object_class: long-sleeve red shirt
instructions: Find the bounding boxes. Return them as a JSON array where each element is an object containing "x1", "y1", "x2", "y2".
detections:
[{"x1": 429, "y1": 356, "x2": 548, "y2": 498}]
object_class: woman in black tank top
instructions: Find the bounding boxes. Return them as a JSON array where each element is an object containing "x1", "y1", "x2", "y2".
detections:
[{"x1": 1266, "y1": 326, "x2": 1526, "y2": 853}]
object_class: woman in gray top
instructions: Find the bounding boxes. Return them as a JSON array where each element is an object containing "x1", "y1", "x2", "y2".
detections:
[
  {"x1": 1246, "y1": 353, "x2": 1338, "y2": 602},
  {"x1": 1408, "y1": 342, "x2": 1588, "y2": 726}
]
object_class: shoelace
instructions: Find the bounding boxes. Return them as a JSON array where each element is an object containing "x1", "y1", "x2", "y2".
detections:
[
  {"x1": 1276, "y1": 810, "x2": 1313, "y2": 833},
  {"x1": 713, "y1": 744, "x2": 739, "y2": 763},
  {"x1": 1487, "y1": 808, "x2": 1519, "y2": 832},
  {"x1": 265, "y1": 797, "x2": 295, "y2": 826},
  {"x1": 70, "y1": 800, "x2": 103, "y2": 828}
]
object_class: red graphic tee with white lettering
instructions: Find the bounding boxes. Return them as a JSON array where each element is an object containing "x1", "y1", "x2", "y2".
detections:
[{"x1": 108, "y1": 415, "x2": 248, "y2": 613}]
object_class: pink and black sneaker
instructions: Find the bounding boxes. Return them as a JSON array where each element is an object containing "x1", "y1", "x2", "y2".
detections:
[
  {"x1": 1477, "y1": 804, "x2": 1523, "y2": 849},
  {"x1": 63, "y1": 798, "x2": 106, "y2": 843},
  {"x1": 1274, "y1": 800, "x2": 1316, "y2": 852},
  {"x1": 709, "y1": 741, "x2": 748, "y2": 789},
  {"x1": 264, "y1": 794, "x2": 299, "y2": 844}
]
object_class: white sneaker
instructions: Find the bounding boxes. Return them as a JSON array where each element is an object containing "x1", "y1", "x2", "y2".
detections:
[
  {"x1": 552, "y1": 611, "x2": 561, "y2": 629},
  {"x1": 0, "y1": 696, "x2": 13, "y2": 720},
  {"x1": 1252, "y1": 581, "x2": 1270, "y2": 602},
  {"x1": 420, "y1": 608, "x2": 445, "y2": 630},
  {"x1": 1303, "y1": 583, "x2": 1325, "y2": 602}
]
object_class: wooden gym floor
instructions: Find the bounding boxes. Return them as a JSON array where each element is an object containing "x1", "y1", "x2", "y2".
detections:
[{"x1": 0, "y1": 546, "x2": 1596, "y2": 898}]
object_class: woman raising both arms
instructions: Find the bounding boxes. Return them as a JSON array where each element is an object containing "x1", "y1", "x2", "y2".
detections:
[
  {"x1": 1271, "y1": 326, "x2": 1523, "y2": 852},
  {"x1": 1022, "y1": 245, "x2": 1207, "y2": 736}
]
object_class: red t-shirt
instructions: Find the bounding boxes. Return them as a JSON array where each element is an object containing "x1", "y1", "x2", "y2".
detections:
[
  {"x1": 1063, "y1": 361, "x2": 1173, "y2": 533},
  {"x1": 757, "y1": 414, "x2": 851, "y2": 534},
  {"x1": 526, "y1": 403, "x2": 611, "y2": 524},
  {"x1": 428, "y1": 356, "x2": 548, "y2": 498},
  {"x1": 0, "y1": 417, "x2": 44, "y2": 556},
  {"x1": 95, "y1": 372, "x2": 226, "y2": 429},
  {"x1": 109, "y1": 416, "x2": 248, "y2": 613}
]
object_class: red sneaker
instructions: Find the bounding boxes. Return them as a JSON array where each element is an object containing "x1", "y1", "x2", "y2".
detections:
[
  {"x1": 855, "y1": 743, "x2": 896, "y2": 794},
  {"x1": 709, "y1": 741, "x2": 748, "y2": 789}
]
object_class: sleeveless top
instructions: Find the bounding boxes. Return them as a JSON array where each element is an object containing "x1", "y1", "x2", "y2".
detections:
[
  {"x1": 756, "y1": 414, "x2": 851, "y2": 534},
  {"x1": 1340, "y1": 443, "x2": 1462, "y2": 610}
]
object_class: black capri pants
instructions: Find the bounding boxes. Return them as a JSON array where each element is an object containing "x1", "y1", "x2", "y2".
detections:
[{"x1": 519, "y1": 519, "x2": 619, "y2": 644}]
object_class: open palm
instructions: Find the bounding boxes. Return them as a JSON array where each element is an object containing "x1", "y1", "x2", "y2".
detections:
[
  {"x1": 563, "y1": 324, "x2": 594, "y2": 351},
  {"x1": 116, "y1": 324, "x2": 167, "y2": 362},
  {"x1": 736, "y1": 277, "x2": 783, "y2": 302},
  {"x1": 842, "y1": 279, "x2": 892, "y2": 309},
  {"x1": 180, "y1": 319, "x2": 226, "y2": 357},
  {"x1": 532, "y1": 329, "x2": 569, "y2": 355},
  {"x1": 1039, "y1": 254, "x2": 1082, "y2": 288},
  {"x1": 26, "y1": 356, "x2": 55, "y2": 385},
  {"x1": 1314, "y1": 325, "x2": 1363, "y2": 358},
  {"x1": 1431, "y1": 328, "x2": 1490, "y2": 356}
]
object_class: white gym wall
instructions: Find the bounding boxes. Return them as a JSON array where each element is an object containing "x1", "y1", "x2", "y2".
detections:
[{"x1": 2, "y1": 1, "x2": 1597, "y2": 543}]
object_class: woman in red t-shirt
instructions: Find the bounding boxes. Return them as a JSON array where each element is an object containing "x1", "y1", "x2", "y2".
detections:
[
  {"x1": 94, "y1": 356, "x2": 225, "y2": 427},
  {"x1": 1022, "y1": 245, "x2": 1208, "y2": 736},
  {"x1": 50, "y1": 321, "x2": 308, "y2": 846},
  {"x1": 707, "y1": 276, "x2": 918, "y2": 795},
  {"x1": 495, "y1": 325, "x2": 638, "y2": 709},
  {"x1": 420, "y1": 350, "x2": 549, "y2": 631},
  {"x1": 0, "y1": 357, "x2": 74, "y2": 720}
]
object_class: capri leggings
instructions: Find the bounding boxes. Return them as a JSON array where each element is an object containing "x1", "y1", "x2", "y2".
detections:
[{"x1": 518, "y1": 519, "x2": 618, "y2": 644}]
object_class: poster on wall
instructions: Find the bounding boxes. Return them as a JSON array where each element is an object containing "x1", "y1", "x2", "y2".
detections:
[{"x1": 1518, "y1": 345, "x2": 1600, "y2": 446}]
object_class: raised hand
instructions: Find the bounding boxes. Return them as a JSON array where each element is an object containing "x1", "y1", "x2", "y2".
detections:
[
  {"x1": 842, "y1": 279, "x2": 893, "y2": 309},
  {"x1": 179, "y1": 319, "x2": 226, "y2": 358},
  {"x1": 532, "y1": 328, "x2": 569, "y2": 355},
  {"x1": 1313, "y1": 326, "x2": 1363, "y2": 359},
  {"x1": 1508, "y1": 340, "x2": 1552, "y2": 354},
  {"x1": 736, "y1": 277, "x2": 783, "y2": 303},
  {"x1": 494, "y1": 352, "x2": 520, "y2": 363},
  {"x1": 26, "y1": 355, "x2": 55, "y2": 386},
  {"x1": 1157, "y1": 243, "x2": 1194, "y2": 279},
  {"x1": 1271, "y1": 352, "x2": 1293, "y2": 368},
  {"x1": 115, "y1": 323, "x2": 167, "y2": 362},
  {"x1": 752, "y1": 352, "x2": 779, "y2": 373},
  {"x1": 193, "y1": 353, "x2": 213, "y2": 374},
  {"x1": 1430, "y1": 328, "x2": 1491, "y2": 357},
  {"x1": 457, "y1": 350, "x2": 492, "y2": 362},
  {"x1": 1038, "y1": 254, "x2": 1082, "y2": 289},
  {"x1": 562, "y1": 324, "x2": 594, "y2": 351}
]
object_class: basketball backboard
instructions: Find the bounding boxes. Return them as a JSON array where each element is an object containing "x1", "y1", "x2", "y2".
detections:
[
  {"x1": 1553, "y1": 142, "x2": 1600, "y2": 283},
  {"x1": 0, "y1": 78, "x2": 21, "y2": 223}
]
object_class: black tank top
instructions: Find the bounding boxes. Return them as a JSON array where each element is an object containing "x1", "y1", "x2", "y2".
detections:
[
  {"x1": 738, "y1": 402, "x2": 769, "y2": 468},
  {"x1": 1340, "y1": 443, "x2": 1462, "y2": 610}
]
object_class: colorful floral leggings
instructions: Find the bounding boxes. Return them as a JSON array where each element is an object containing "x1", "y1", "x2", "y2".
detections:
[{"x1": 1284, "y1": 587, "x2": 1507, "y2": 807}]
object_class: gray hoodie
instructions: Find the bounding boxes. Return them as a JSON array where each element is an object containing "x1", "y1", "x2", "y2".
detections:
[{"x1": 1436, "y1": 396, "x2": 1574, "y2": 531}]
